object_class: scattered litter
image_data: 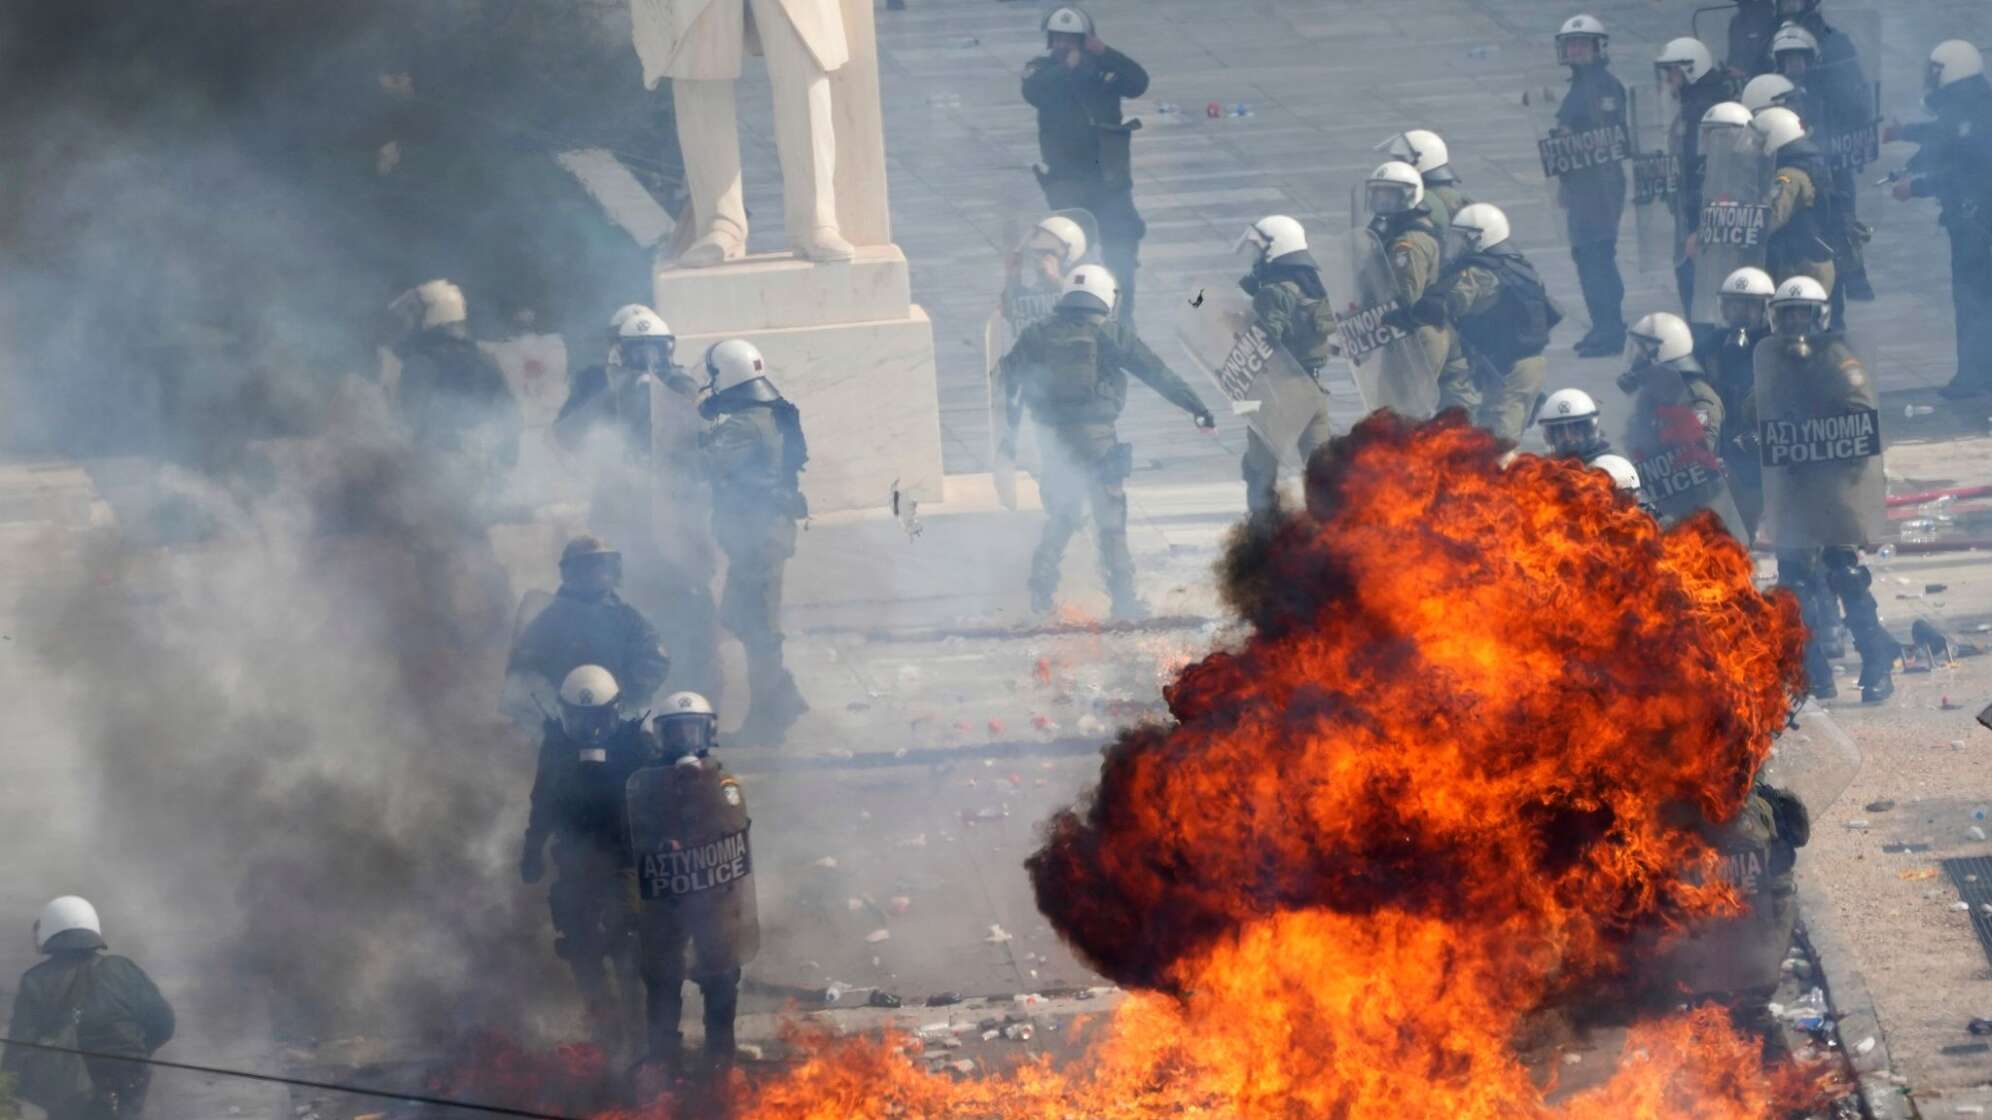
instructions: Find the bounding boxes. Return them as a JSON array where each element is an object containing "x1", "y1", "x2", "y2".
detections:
[
  {"x1": 1970, "y1": 1017, "x2": 1992, "y2": 1035},
  {"x1": 962, "y1": 807, "x2": 1009, "y2": 826},
  {"x1": 1927, "y1": 583, "x2": 1950, "y2": 594},
  {"x1": 1973, "y1": 826, "x2": 1989, "y2": 842},
  {"x1": 1865, "y1": 799, "x2": 1897, "y2": 813},
  {"x1": 1940, "y1": 1042, "x2": 1990, "y2": 1058},
  {"x1": 1902, "y1": 867, "x2": 1942, "y2": 881},
  {"x1": 868, "y1": 990, "x2": 902, "y2": 1009},
  {"x1": 1845, "y1": 819, "x2": 1871, "y2": 831},
  {"x1": 1205, "y1": 101, "x2": 1222, "y2": 118},
  {"x1": 1884, "y1": 842, "x2": 1935, "y2": 854},
  {"x1": 812, "y1": 856, "x2": 840, "y2": 869},
  {"x1": 1952, "y1": 1098, "x2": 1987, "y2": 1112},
  {"x1": 1012, "y1": 993, "x2": 1045, "y2": 1007},
  {"x1": 948, "y1": 1059, "x2": 976, "y2": 1075},
  {"x1": 1562, "y1": 1052, "x2": 1583, "y2": 1065},
  {"x1": 1854, "y1": 1036, "x2": 1877, "y2": 1056},
  {"x1": 896, "y1": 833, "x2": 928, "y2": 849},
  {"x1": 889, "y1": 896, "x2": 912, "y2": 914},
  {"x1": 1004, "y1": 1023, "x2": 1035, "y2": 1042},
  {"x1": 927, "y1": 992, "x2": 963, "y2": 1007},
  {"x1": 847, "y1": 898, "x2": 864, "y2": 912},
  {"x1": 1954, "y1": 901, "x2": 1972, "y2": 912},
  {"x1": 738, "y1": 1043, "x2": 764, "y2": 1061},
  {"x1": 986, "y1": 924, "x2": 1014, "y2": 943},
  {"x1": 866, "y1": 928, "x2": 892, "y2": 943}
]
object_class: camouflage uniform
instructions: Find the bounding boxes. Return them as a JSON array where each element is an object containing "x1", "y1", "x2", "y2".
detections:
[
  {"x1": 1239, "y1": 259, "x2": 1337, "y2": 519},
  {"x1": 1423, "y1": 245, "x2": 1554, "y2": 442},
  {"x1": 1380, "y1": 211, "x2": 1471, "y2": 416}
]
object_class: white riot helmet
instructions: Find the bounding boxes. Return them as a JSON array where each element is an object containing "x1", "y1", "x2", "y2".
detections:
[
  {"x1": 614, "y1": 310, "x2": 676, "y2": 375},
  {"x1": 1740, "y1": 73, "x2": 1798, "y2": 113},
  {"x1": 1365, "y1": 161, "x2": 1425, "y2": 218},
  {"x1": 654, "y1": 691, "x2": 719, "y2": 761},
  {"x1": 704, "y1": 338, "x2": 771, "y2": 396},
  {"x1": 1751, "y1": 106, "x2": 1806, "y2": 155},
  {"x1": 1626, "y1": 312, "x2": 1696, "y2": 370},
  {"x1": 609, "y1": 303, "x2": 653, "y2": 335},
  {"x1": 1538, "y1": 388, "x2": 1603, "y2": 456},
  {"x1": 1772, "y1": 24, "x2": 1819, "y2": 75},
  {"x1": 558, "y1": 665, "x2": 622, "y2": 745},
  {"x1": 1770, "y1": 275, "x2": 1831, "y2": 345},
  {"x1": 389, "y1": 279, "x2": 467, "y2": 332},
  {"x1": 35, "y1": 896, "x2": 104, "y2": 953},
  {"x1": 1591, "y1": 453, "x2": 1643, "y2": 492},
  {"x1": 1655, "y1": 37, "x2": 1715, "y2": 85},
  {"x1": 1702, "y1": 100, "x2": 1753, "y2": 131},
  {"x1": 1376, "y1": 130, "x2": 1451, "y2": 179},
  {"x1": 1237, "y1": 215, "x2": 1309, "y2": 263},
  {"x1": 1059, "y1": 263, "x2": 1119, "y2": 314},
  {"x1": 1042, "y1": 5, "x2": 1093, "y2": 37},
  {"x1": 1028, "y1": 215, "x2": 1089, "y2": 270},
  {"x1": 1556, "y1": 14, "x2": 1608, "y2": 65},
  {"x1": 1930, "y1": 41, "x2": 1986, "y2": 91},
  {"x1": 1448, "y1": 203, "x2": 1512, "y2": 254},
  {"x1": 1719, "y1": 267, "x2": 1776, "y2": 332}
]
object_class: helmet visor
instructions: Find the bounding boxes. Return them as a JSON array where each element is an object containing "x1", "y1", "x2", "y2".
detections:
[
  {"x1": 657, "y1": 715, "x2": 714, "y2": 758},
  {"x1": 618, "y1": 338, "x2": 674, "y2": 373},
  {"x1": 1557, "y1": 34, "x2": 1601, "y2": 66},
  {"x1": 1366, "y1": 181, "x2": 1414, "y2": 217},
  {"x1": 1720, "y1": 293, "x2": 1768, "y2": 330},
  {"x1": 1772, "y1": 301, "x2": 1825, "y2": 338},
  {"x1": 561, "y1": 702, "x2": 619, "y2": 745},
  {"x1": 1545, "y1": 417, "x2": 1599, "y2": 455},
  {"x1": 1623, "y1": 332, "x2": 1664, "y2": 368}
]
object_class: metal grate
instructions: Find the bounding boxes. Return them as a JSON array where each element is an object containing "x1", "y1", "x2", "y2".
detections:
[{"x1": 1942, "y1": 856, "x2": 1992, "y2": 967}]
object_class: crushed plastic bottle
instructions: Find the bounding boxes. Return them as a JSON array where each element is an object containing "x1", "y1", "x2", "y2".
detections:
[{"x1": 1905, "y1": 404, "x2": 1936, "y2": 419}]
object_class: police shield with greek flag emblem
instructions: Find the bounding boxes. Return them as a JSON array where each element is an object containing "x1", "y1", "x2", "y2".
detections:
[
  {"x1": 1171, "y1": 277, "x2": 1329, "y2": 468},
  {"x1": 1690, "y1": 105, "x2": 1774, "y2": 326}
]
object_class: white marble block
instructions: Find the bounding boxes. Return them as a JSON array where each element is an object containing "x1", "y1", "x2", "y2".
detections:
[
  {"x1": 673, "y1": 307, "x2": 941, "y2": 514},
  {"x1": 654, "y1": 245, "x2": 911, "y2": 334}
]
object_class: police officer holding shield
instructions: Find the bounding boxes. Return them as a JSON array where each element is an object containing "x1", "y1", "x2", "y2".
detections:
[
  {"x1": 1235, "y1": 215, "x2": 1336, "y2": 519},
  {"x1": 1700, "y1": 267, "x2": 1777, "y2": 539},
  {"x1": 1616, "y1": 311, "x2": 1746, "y2": 538},
  {"x1": 1656, "y1": 38, "x2": 1737, "y2": 315},
  {"x1": 1378, "y1": 130, "x2": 1475, "y2": 243},
  {"x1": 1754, "y1": 276, "x2": 1895, "y2": 701},
  {"x1": 1022, "y1": 5, "x2": 1150, "y2": 327},
  {"x1": 628, "y1": 692, "x2": 756, "y2": 1075},
  {"x1": 1754, "y1": 106, "x2": 1840, "y2": 298},
  {"x1": 1552, "y1": 15, "x2": 1630, "y2": 357},
  {"x1": 996, "y1": 265, "x2": 1213, "y2": 618},
  {"x1": 1887, "y1": 41, "x2": 1992, "y2": 399}
]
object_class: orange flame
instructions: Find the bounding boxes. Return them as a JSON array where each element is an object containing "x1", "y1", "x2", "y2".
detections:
[{"x1": 605, "y1": 413, "x2": 1820, "y2": 1117}]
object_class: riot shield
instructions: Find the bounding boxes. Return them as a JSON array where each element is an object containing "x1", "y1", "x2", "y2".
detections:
[
  {"x1": 1619, "y1": 367, "x2": 1748, "y2": 539},
  {"x1": 1629, "y1": 85, "x2": 1682, "y2": 276},
  {"x1": 500, "y1": 589, "x2": 557, "y2": 727},
  {"x1": 1321, "y1": 229, "x2": 1440, "y2": 418},
  {"x1": 1171, "y1": 277, "x2": 1328, "y2": 466},
  {"x1": 1759, "y1": 708, "x2": 1864, "y2": 818},
  {"x1": 626, "y1": 764, "x2": 761, "y2": 967},
  {"x1": 1807, "y1": 10, "x2": 1881, "y2": 183},
  {"x1": 984, "y1": 210, "x2": 1102, "y2": 504},
  {"x1": 1753, "y1": 339, "x2": 1885, "y2": 550},
  {"x1": 1689, "y1": 124, "x2": 1772, "y2": 325},
  {"x1": 1526, "y1": 77, "x2": 1634, "y2": 250}
]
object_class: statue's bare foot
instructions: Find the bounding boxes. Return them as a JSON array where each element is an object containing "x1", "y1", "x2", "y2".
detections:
[
  {"x1": 795, "y1": 226, "x2": 855, "y2": 263},
  {"x1": 677, "y1": 229, "x2": 745, "y2": 269}
]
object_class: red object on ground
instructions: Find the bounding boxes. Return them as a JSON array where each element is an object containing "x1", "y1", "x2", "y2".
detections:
[
  {"x1": 1886, "y1": 484, "x2": 1992, "y2": 508},
  {"x1": 1205, "y1": 101, "x2": 1222, "y2": 118}
]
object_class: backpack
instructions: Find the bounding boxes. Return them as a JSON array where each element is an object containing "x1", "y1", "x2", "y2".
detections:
[{"x1": 14, "y1": 958, "x2": 97, "y2": 1111}]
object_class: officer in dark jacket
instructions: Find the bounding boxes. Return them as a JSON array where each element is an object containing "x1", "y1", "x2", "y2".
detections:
[
  {"x1": 629, "y1": 692, "x2": 756, "y2": 1075},
  {"x1": 1537, "y1": 388, "x2": 1613, "y2": 462},
  {"x1": 1553, "y1": 15, "x2": 1630, "y2": 357},
  {"x1": 1235, "y1": 215, "x2": 1335, "y2": 519},
  {"x1": 1756, "y1": 106, "x2": 1840, "y2": 296},
  {"x1": 1724, "y1": 0, "x2": 1777, "y2": 81},
  {"x1": 554, "y1": 307, "x2": 723, "y2": 707},
  {"x1": 388, "y1": 279, "x2": 522, "y2": 473},
  {"x1": 697, "y1": 340, "x2": 810, "y2": 746},
  {"x1": 3, "y1": 897, "x2": 174, "y2": 1119},
  {"x1": 997, "y1": 264, "x2": 1213, "y2": 619},
  {"x1": 1700, "y1": 267, "x2": 1777, "y2": 540},
  {"x1": 1889, "y1": 41, "x2": 1992, "y2": 398},
  {"x1": 1772, "y1": 9, "x2": 1876, "y2": 305},
  {"x1": 1659, "y1": 42, "x2": 1739, "y2": 314},
  {"x1": 1022, "y1": 5, "x2": 1149, "y2": 327},
  {"x1": 1403, "y1": 203, "x2": 1555, "y2": 442},
  {"x1": 505, "y1": 536, "x2": 671, "y2": 722},
  {"x1": 520, "y1": 665, "x2": 656, "y2": 1052}
]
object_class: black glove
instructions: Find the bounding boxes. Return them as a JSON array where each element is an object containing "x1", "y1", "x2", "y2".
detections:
[
  {"x1": 519, "y1": 840, "x2": 546, "y2": 885},
  {"x1": 1407, "y1": 291, "x2": 1449, "y2": 328},
  {"x1": 1380, "y1": 306, "x2": 1417, "y2": 334},
  {"x1": 1193, "y1": 409, "x2": 1216, "y2": 430}
]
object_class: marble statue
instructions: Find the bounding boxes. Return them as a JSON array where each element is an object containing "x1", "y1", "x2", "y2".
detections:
[{"x1": 631, "y1": 0, "x2": 856, "y2": 266}]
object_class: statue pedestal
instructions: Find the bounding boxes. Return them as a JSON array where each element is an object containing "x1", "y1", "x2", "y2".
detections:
[{"x1": 656, "y1": 245, "x2": 942, "y2": 514}]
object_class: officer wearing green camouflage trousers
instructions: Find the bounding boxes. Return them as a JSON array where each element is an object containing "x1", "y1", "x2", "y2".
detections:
[
  {"x1": 1234, "y1": 215, "x2": 1338, "y2": 520},
  {"x1": 1406, "y1": 203, "x2": 1557, "y2": 442},
  {"x1": 997, "y1": 264, "x2": 1213, "y2": 619}
]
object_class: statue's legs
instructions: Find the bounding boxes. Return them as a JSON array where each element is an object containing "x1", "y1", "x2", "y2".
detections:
[
  {"x1": 750, "y1": 0, "x2": 853, "y2": 261},
  {"x1": 673, "y1": 75, "x2": 748, "y2": 267}
]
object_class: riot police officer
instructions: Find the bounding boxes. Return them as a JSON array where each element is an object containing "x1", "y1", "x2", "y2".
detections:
[
  {"x1": 1617, "y1": 311, "x2": 1747, "y2": 537},
  {"x1": 698, "y1": 340, "x2": 811, "y2": 746},
  {"x1": 1754, "y1": 106, "x2": 1839, "y2": 297},
  {"x1": 556, "y1": 307, "x2": 700, "y2": 447},
  {"x1": 996, "y1": 264, "x2": 1213, "y2": 618},
  {"x1": 1367, "y1": 161, "x2": 1467, "y2": 406},
  {"x1": 1655, "y1": 784, "x2": 1807, "y2": 1062},
  {"x1": 1538, "y1": 388, "x2": 1613, "y2": 461},
  {"x1": 520, "y1": 666, "x2": 655, "y2": 1052},
  {"x1": 1740, "y1": 74, "x2": 1797, "y2": 114},
  {"x1": 1755, "y1": 276, "x2": 1895, "y2": 701},
  {"x1": 1700, "y1": 267, "x2": 1776, "y2": 538},
  {"x1": 1402, "y1": 203, "x2": 1556, "y2": 442},
  {"x1": 1657, "y1": 37, "x2": 1738, "y2": 314},
  {"x1": 1378, "y1": 130, "x2": 1475, "y2": 240},
  {"x1": 388, "y1": 278, "x2": 523, "y2": 473},
  {"x1": 505, "y1": 536, "x2": 671, "y2": 724},
  {"x1": 1553, "y1": 15, "x2": 1630, "y2": 357},
  {"x1": 1235, "y1": 215, "x2": 1336, "y2": 519},
  {"x1": 1888, "y1": 41, "x2": 1992, "y2": 398},
  {"x1": 1771, "y1": 12, "x2": 1876, "y2": 304},
  {"x1": 628, "y1": 692, "x2": 756, "y2": 1074},
  {"x1": 1022, "y1": 5, "x2": 1149, "y2": 327},
  {"x1": 3, "y1": 897, "x2": 175, "y2": 1120}
]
